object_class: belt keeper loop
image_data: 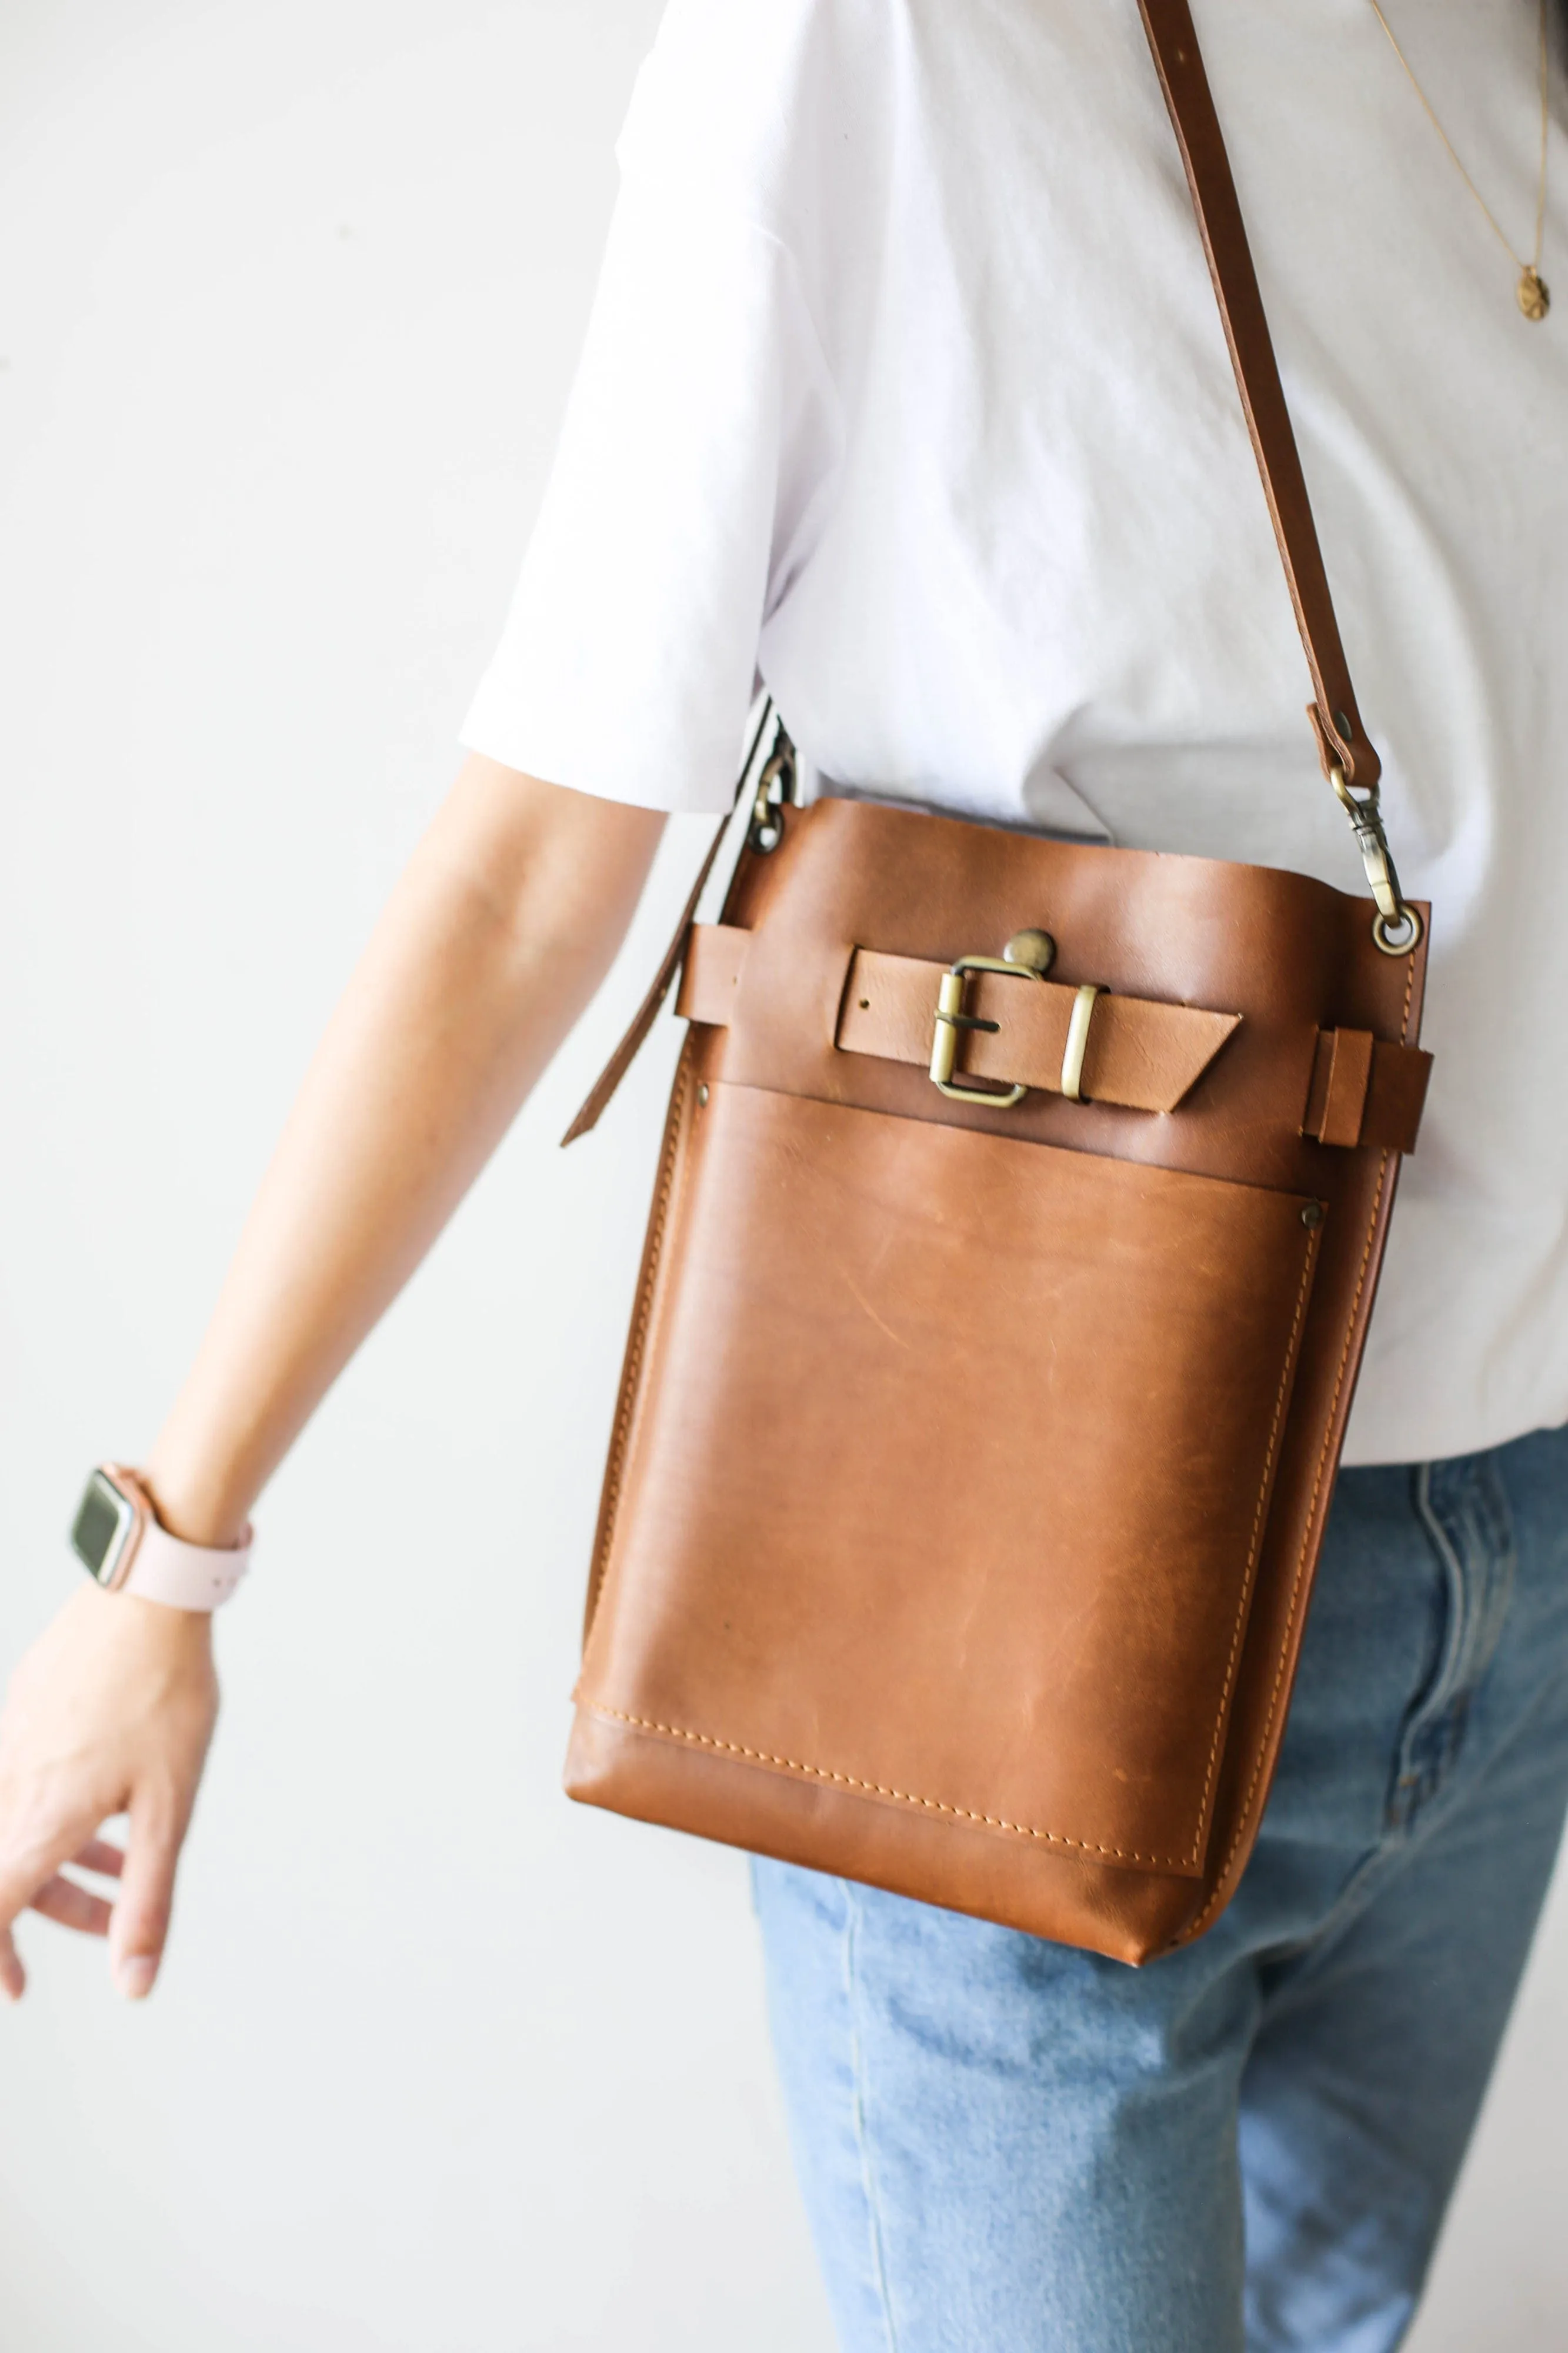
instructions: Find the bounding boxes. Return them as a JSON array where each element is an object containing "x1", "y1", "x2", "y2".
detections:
[
  {"x1": 1060, "y1": 985, "x2": 1105, "y2": 1104},
  {"x1": 1319, "y1": 1026, "x2": 1375, "y2": 1148}
]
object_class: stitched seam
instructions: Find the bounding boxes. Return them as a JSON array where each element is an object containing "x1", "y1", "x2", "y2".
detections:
[
  {"x1": 586, "y1": 1705, "x2": 1200, "y2": 1869},
  {"x1": 1182, "y1": 956, "x2": 1417, "y2": 1938},
  {"x1": 843, "y1": 1886, "x2": 901, "y2": 2353},
  {"x1": 583, "y1": 1055, "x2": 693, "y2": 1639},
  {"x1": 1190, "y1": 1228, "x2": 1321, "y2": 1842},
  {"x1": 1182, "y1": 1155, "x2": 1390, "y2": 1937}
]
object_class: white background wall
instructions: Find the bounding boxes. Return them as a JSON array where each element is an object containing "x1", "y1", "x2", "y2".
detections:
[{"x1": 0, "y1": 5, "x2": 1562, "y2": 2346}]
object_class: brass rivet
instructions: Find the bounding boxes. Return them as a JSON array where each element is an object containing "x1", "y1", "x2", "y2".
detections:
[
  {"x1": 697, "y1": 1084, "x2": 709, "y2": 1107},
  {"x1": 1301, "y1": 1201, "x2": 1323, "y2": 1229},
  {"x1": 859, "y1": 997, "x2": 870, "y2": 1009},
  {"x1": 1003, "y1": 928, "x2": 1056, "y2": 975}
]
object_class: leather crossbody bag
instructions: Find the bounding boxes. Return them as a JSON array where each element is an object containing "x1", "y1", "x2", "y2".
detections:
[{"x1": 555, "y1": 0, "x2": 1434, "y2": 1964}]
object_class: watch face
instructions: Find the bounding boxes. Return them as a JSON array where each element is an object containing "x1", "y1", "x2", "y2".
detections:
[{"x1": 71, "y1": 1471, "x2": 135, "y2": 1584}]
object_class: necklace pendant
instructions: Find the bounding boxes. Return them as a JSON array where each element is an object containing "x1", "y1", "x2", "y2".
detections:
[{"x1": 1517, "y1": 265, "x2": 1550, "y2": 321}]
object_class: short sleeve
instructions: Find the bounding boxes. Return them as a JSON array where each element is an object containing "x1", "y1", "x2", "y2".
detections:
[{"x1": 460, "y1": 55, "x2": 843, "y2": 812}]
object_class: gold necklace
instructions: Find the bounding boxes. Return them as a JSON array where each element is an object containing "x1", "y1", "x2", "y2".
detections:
[{"x1": 1366, "y1": 0, "x2": 1552, "y2": 321}]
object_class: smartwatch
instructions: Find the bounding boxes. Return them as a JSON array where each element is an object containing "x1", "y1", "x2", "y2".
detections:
[{"x1": 70, "y1": 1465, "x2": 252, "y2": 1611}]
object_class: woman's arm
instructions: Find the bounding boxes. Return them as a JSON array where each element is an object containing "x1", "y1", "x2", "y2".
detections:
[{"x1": 0, "y1": 756, "x2": 666, "y2": 2002}]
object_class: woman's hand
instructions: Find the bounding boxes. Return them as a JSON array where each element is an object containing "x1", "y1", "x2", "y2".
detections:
[
  {"x1": 0, "y1": 761, "x2": 662, "y2": 2002},
  {"x1": 0, "y1": 1585, "x2": 218, "y2": 2001}
]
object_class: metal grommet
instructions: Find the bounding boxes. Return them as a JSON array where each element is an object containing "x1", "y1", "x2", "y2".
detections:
[
  {"x1": 1301, "y1": 1201, "x2": 1324, "y2": 1230},
  {"x1": 1371, "y1": 905, "x2": 1423, "y2": 957},
  {"x1": 696, "y1": 1083, "x2": 710, "y2": 1106}
]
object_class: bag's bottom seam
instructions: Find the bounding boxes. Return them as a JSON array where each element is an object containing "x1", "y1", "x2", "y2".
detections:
[{"x1": 582, "y1": 1701, "x2": 1202, "y2": 1871}]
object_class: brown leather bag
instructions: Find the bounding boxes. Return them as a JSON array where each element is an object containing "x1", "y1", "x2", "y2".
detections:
[{"x1": 556, "y1": 0, "x2": 1433, "y2": 1965}]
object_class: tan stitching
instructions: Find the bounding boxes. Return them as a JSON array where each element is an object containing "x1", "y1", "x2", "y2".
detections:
[
  {"x1": 589, "y1": 1704, "x2": 1198, "y2": 1870},
  {"x1": 1190, "y1": 1225, "x2": 1321, "y2": 1845},
  {"x1": 1182, "y1": 1153, "x2": 1389, "y2": 1941},
  {"x1": 583, "y1": 1054, "x2": 693, "y2": 1639},
  {"x1": 1182, "y1": 958, "x2": 1419, "y2": 1941}
]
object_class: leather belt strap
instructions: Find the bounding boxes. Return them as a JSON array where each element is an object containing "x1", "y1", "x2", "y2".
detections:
[
  {"x1": 678, "y1": 924, "x2": 1431, "y2": 1147},
  {"x1": 678, "y1": 925, "x2": 1239, "y2": 1115},
  {"x1": 835, "y1": 949, "x2": 1237, "y2": 1115}
]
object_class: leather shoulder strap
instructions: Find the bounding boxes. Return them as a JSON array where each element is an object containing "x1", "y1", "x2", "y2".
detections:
[
  {"x1": 1136, "y1": 0, "x2": 1379, "y2": 790},
  {"x1": 561, "y1": 701, "x2": 776, "y2": 1144},
  {"x1": 559, "y1": 791, "x2": 740, "y2": 1145},
  {"x1": 563, "y1": 5, "x2": 1392, "y2": 1144}
]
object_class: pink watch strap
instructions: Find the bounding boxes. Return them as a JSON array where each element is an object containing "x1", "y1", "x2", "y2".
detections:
[
  {"x1": 99, "y1": 1469, "x2": 253, "y2": 1610},
  {"x1": 122, "y1": 1515, "x2": 252, "y2": 1609}
]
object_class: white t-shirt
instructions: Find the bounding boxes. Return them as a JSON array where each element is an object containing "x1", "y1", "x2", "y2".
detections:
[{"x1": 463, "y1": 0, "x2": 1568, "y2": 1468}]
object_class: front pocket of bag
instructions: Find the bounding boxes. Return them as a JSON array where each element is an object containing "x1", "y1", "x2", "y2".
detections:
[{"x1": 580, "y1": 1082, "x2": 1323, "y2": 1878}]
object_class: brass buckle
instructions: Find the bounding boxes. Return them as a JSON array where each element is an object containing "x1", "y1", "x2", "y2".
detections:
[{"x1": 929, "y1": 955, "x2": 1041, "y2": 1106}]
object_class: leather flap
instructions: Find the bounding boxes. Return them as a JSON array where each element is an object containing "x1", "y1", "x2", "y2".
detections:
[{"x1": 578, "y1": 1082, "x2": 1326, "y2": 1882}]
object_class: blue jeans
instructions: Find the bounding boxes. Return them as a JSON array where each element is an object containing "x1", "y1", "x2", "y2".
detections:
[{"x1": 753, "y1": 1424, "x2": 1568, "y2": 2352}]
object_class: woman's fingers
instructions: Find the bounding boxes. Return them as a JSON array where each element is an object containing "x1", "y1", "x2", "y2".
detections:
[
  {"x1": 0, "y1": 1849, "x2": 49, "y2": 1999},
  {"x1": 108, "y1": 1791, "x2": 188, "y2": 2000},
  {"x1": 0, "y1": 1818, "x2": 112, "y2": 1989},
  {"x1": 72, "y1": 1838, "x2": 126, "y2": 1880},
  {"x1": 0, "y1": 1835, "x2": 126, "y2": 1954},
  {"x1": 28, "y1": 1872, "x2": 114, "y2": 1937},
  {"x1": 0, "y1": 1829, "x2": 165, "y2": 1981},
  {"x1": 0, "y1": 1587, "x2": 218, "y2": 1998}
]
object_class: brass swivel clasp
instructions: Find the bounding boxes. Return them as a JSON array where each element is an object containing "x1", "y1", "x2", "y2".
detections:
[
  {"x1": 1329, "y1": 763, "x2": 1423, "y2": 956},
  {"x1": 747, "y1": 730, "x2": 798, "y2": 854}
]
